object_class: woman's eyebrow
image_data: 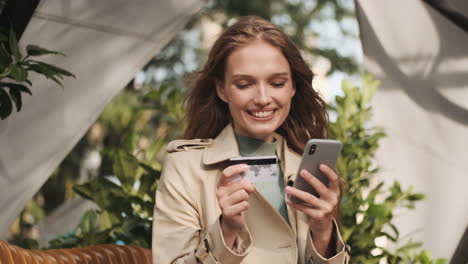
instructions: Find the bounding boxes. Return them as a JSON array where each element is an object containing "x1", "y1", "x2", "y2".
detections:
[
  {"x1": 231, "y1": 74, "x2": 253, "y2": 79},
  {"x1": 270, "y1": 72, "x2": 289, "y2": 77},
  {"x1": 231, "y1": 72, "x2": 289, "y2": 79}
]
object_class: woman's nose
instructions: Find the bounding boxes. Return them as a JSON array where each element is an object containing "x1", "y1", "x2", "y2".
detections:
[{"x1": 253, "y1": 84, "x2": 271, "y2": 105}]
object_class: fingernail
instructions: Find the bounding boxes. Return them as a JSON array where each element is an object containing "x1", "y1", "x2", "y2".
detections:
[
  {"x1": 285, "y1": 186, "x2": 291, "y2": 192},
  {"x1": 320, "y1": 164, "x2": 326, "y2": 170}
]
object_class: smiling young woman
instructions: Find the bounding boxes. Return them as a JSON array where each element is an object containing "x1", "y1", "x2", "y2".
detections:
[{"x1": 152, "y1": 16, "x2": 349, "y2": 264}]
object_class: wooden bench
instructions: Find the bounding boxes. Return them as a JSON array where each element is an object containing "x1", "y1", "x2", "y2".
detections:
[{"x1": 0, "y1": 240, "x2": 151, "y2": 264}]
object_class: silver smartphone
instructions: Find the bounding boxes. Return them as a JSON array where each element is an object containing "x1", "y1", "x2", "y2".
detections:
[{"x1": 290, "y1": 139, "x2": 342, "y2": 204}]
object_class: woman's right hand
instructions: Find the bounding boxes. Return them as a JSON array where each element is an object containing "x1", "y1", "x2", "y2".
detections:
[{"x1": 216, "y1": 164, "x2": 255, "y2": 248}]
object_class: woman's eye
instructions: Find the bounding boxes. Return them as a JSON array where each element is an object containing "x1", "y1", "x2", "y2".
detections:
[
  {"x1": 235, "y1": 83, "x2": 251, "y2": 89},
  {"x1": 271, "y1": 82, "x2": 285, "y2": 88}
]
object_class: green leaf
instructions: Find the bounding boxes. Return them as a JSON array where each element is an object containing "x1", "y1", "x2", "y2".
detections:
[
  {"x1": 29, "y1": 60, "x2": 75, "y2": 78},
  {"x1": 0, "y1": 44, "x2": 12, "y2": 71},
  {"x1": 26, "y1": 63, "x2": 64, "y2": 87},
  {"x1": 8, "y1": 64, "x2": 28, "y2": 82},
  {"x1": 73, "y1": 177, "x2": 127, "y2": 211},
  {"x1": 407, "y1": 193, "x2": 426, "y2": 201},
  {"x1": 9, "y1": 27, "x2": 21, "y2": 61},
  {"x1": 8, "y1": 85, "x2": 22, "y2": 111},
  {"x1": 361, "y1": 72, "x2": 380, "y2": 104},
  {"x1": 138, "y1": 169, "x2": 159, "y2": 196},
  {"x1": 0, "y1": 88, "x2": 12, "y2": 119},
  {"x1": 100, "y1": 210, "x2": 119, "y2": 230},
  {"x1": 112, "y1": 150, "x2": 139, "y2": 190},
  {"x1": 138, "y1": 162, "x2": 160, "y2": 177},
  {"x1": 0, "y1": 82, "x2": 32, "y2": 95},
  {"x1": 48, "y1": 234, "x2": 81, "y2": 249},
  {"x1": 26, "y1": 45, "x2": 65, "y2": 57},
  {"x1": 82, "y1": 228, "x2": 112, "y2": 246},
  {"x1": 73, "y1": 182, "x2": 96, "y2": 201},
  {"x1": 79, "y1": 209, "x2": 98, "y2": 234}
]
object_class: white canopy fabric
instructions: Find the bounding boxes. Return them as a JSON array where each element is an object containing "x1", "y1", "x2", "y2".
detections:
[
  {"x1": 357, "y1": 0, "x2": 468, "y2": 259},
  {"x1": 0, "y1": 0, "x2": 205, "y2": 238}
]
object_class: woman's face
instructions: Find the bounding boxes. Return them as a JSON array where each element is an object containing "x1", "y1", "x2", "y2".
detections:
[{"x1": 217, "y1": 40, "x2": 295, "y2": 143}]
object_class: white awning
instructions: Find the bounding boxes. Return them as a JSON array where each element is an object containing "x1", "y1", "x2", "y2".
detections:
[{"x1": 357, "y1": 0, "x2": 468, "y2": 259}]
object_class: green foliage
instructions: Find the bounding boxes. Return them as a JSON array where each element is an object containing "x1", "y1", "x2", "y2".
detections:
[
  {"x1": 0, "y1": 26, "x2": 74, "y2": 119},
  {"x1": 48, "y1": 149, "x2": 159, "y2": 249},
  {"x1": 47, "y1": 82, "x2": 185, "y2": 249},
  {"x1": 329, "y1": 73, "x2": 446, "y2": 263},
  {"x1": 7, "y1": 199, "x2": 44, "y2": 250}
]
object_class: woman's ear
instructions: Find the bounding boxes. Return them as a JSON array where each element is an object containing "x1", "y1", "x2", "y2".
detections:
[{"x1": 216, "y1": 80, "x2": 228, "y2": 103}]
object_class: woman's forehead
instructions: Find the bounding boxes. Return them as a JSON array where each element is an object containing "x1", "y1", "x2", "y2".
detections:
[{"x1": 225, "y1": 41, "x2": 290, "y2": 78}]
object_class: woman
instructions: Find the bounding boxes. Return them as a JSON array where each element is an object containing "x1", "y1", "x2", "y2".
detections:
[{"x1": 152, "y1": 16, "x2": 349, "y2": 264}]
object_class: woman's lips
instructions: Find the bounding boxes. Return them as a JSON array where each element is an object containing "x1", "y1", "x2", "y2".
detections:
[{"x1": 248, "y1": 109, "x2": 276, "y2": 120}]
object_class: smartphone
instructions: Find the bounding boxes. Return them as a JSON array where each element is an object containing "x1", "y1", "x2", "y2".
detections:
[
  {"x1": 290, "y1": 139, "x2": 342, "y2": 204},
  {"x1": 229, "y1": 156, "x2": 278, "y2": 183}
]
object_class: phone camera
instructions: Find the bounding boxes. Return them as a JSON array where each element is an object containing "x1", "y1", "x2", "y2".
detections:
[{"x1": 308, "y1": 144, "x2": 317, "y2": 155}]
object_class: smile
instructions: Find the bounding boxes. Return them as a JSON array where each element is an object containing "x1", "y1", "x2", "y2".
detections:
[{"x1": 248, "y1": 110, "x2": 275, "y2": 118}]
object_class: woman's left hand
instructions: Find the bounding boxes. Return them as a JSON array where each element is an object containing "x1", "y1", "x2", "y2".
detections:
[{"x1": 285, "y1": 164, "x2": 340, "y2": 257}]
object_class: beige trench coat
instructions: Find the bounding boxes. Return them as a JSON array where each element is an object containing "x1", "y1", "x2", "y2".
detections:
[{"x1": 152, "y1": 124, "x2": 350, "y2": 264}]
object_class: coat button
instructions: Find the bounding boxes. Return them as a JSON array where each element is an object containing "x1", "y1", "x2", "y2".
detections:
[
  {"x1": 345, "y1": 244, "x2": 351, "y2": 253},
  {"x1": 204, "y1": 238, "x2": 210, "y2": 252}
]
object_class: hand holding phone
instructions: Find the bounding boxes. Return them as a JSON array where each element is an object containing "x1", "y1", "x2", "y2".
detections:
[{"x1": 289, "y1": 139, "x2": 342, "y2": 204}]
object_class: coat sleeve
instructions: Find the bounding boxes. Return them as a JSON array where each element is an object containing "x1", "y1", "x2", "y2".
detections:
[
  {"x1": 305, "y1": 219, "x2": 350, "y2": 264},
  {"x1": 152, "y1": 153, "x2": 252, "y2": 264}
]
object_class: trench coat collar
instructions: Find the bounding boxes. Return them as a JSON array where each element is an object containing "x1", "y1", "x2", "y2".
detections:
[
  {"x1": 202, "y1": 123, "x2": 240, "y2": 165},
  {"x1": 202, "y1": 124, "x2": 302, "y2": 179}
]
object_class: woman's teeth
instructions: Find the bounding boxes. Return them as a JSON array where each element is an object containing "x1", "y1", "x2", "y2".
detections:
[{"x1": 251, "y1": 111, "x2": 273, "y2": 118}]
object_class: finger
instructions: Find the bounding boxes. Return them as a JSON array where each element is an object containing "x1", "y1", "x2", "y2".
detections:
[
  {"x1": 223, "y1": 201, "x2": 249, "y2": 218},
  {"x1": 319, "y1": 164, "x2": 340, "y2": 193},
  {"x1": 224, "y1": 179, "x2": 255, "y2": 195},
  {"x1": 286, "y1": 200, "x2": 332, "y2": 220},
  {"x1": 219, "y1": 189, "x2": 249, "y2": 209},
  {"x1": 299, "y1": 169, "x2": 329, "y2": 198},
  {"x1": 285, "y1": 186, "x2": 323, "y2": 208},
  {"x1": 220, "y1": 164, "x2": 249, "y2": 185},
  {"x1": 217, "y1": 179, "x2": 255, "y2": 200}
]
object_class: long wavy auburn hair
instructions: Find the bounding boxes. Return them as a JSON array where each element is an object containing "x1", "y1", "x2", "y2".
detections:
[{"x1": 184, "y1": 16, "x2": 328, "y2": 155}]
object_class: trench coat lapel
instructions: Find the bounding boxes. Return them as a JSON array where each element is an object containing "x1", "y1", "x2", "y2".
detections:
[
  {"x1": 274, "y1": 134, "x2": 302, "y2": 183},
  {"x1": 274, "y1": 133, "x2": 302, "y2": 237},
  {"x1": 202, "y1": 124, "x2": 240, "y2": 165}
]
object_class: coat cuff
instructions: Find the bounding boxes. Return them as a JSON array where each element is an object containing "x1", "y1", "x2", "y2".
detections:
[
  {"x1": 195, "y1": 218, "x2": 252, "y2": 264},
  {"x1": 306, "y1": 219, "x2": 350, "y2": 264}
]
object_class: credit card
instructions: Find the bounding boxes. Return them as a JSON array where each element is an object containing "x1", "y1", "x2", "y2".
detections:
[{"x1": 229, "y1": 156, "x2": 278, "y2": 183}]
